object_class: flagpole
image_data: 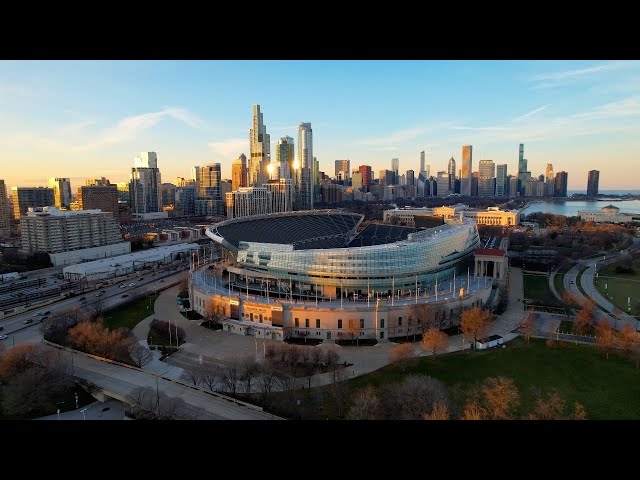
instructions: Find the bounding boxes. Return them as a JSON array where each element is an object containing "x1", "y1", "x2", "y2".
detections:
[{"x1": 435, "y1": 273, "x2": 438, "y2": 302}]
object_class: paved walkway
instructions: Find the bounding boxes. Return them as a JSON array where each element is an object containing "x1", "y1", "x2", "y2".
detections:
[
  {"x1": 36, "y1": 400, "x2": 127, "y2": 421},
  {"x1": 144, "y1": 269, "x2": 527, "y2": 390}
]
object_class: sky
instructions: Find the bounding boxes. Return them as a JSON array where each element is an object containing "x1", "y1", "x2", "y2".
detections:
[{"x1": 1, "y1": 60, "x2": 639, "y2": 191}]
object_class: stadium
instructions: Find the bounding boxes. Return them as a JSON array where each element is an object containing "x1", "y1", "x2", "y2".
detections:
[{"x1": 190, "y1": 210, "x2": 494, "y2": 342}]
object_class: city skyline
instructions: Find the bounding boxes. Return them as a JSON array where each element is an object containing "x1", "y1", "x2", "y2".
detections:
[{"x1": 1, "y1": 60, "x2": 640, "y2": 190}]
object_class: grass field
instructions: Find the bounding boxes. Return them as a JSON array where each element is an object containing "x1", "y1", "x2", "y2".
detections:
[
  {"x1": 102, "y1": 293, "x2": 159, "y2": 331},
  {"x1": 595, "y1": 262, "x2": 640, "y2": 316},
  {"x1": 342, "y1": 337, "x2": 640, "y2": 420},
  {"x1": 523, "y1": 273, "x2": 559, "y2": 305}
]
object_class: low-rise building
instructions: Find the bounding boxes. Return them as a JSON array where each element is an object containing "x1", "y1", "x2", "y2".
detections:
[{"x1": 578, "y1": 205, "x2": 639, "y2": 224}]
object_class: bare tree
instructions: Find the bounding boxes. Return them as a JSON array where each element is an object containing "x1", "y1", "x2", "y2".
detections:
[
  {"x1": 460, "y1": 399, "x2": 485, "y2": 420},
  {"x1": 89, "y1": 295, "x2": 106, "y2": 319},
  {"x1": 481, "y1": 376, "x2": 520, "y2": 420},
  {"x1": 128, "y1": 343, "x2": 153, "y2": 368},
  {"x1": 203, "y1": 300, "x2": 224, "y2": 328},
  {"x1": 382, "y1": 375, "x2": 449, "y2": 420},
  {"x1": 311, "y1": 347, "x2": 324, "y2": 369},
  {"x1": 287, "y1": 345, "x2": 302, "y2": 377},
  {"x1": 595, "y1": 319, "x2": 616, "y2": 360},
  {"x1": 460, "y1": 306, "x2": 492, "y2": 350},
  {"x1": 529, "y1": 390, "x2": 566, "y2": 420},
  {"x1": 422, "y1": 402, "x2": 450, "y2": 420},
  {"x1": 275, "y1": 371, "x2": 299, "y2": 392},
  {"x1": 201, "y1": 363, "x2": 222, "y2": 392},
  {"x1": 390, "y1": 342, "x2": 417, "y2": 372},
  {"x1": 421, "y1": 328, "x2": 448, "y2": 358},
  {"x1": 572, "y1": 402, "x2": 588, "y2": 420},
  {"x1": 408, "y1": 302, "x2": 437, "y2": 337},
  {"x1": 347, "y1": 386, "x2": 381, "y2": 420},
  {"x1": 222, "y1": 356, "x2": 241, "y2": 396},
  {"x1": 324, "y1": 348, "x2": 340, "y2": 383},
  {"x1": 182, "y1": 364, "x2": 205, "y2": 386},
  {"x1": 256, "y1": 362, "x2": 277, "y2": 399},
  {"x1": 240, "y1": 356, "x2": 259, "y2": 394},
  {"x1": 521, "y1": 313, "x2": 536, "y2": 343}
]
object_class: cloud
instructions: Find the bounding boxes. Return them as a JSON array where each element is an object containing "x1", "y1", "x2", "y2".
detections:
[
  {"x1": 208, "y1": 138, "x2": 248, "y2": 158},
  {"x1": 512, "y1": 104, "x2": 550, "y2": 122},
  {"x1": 56, "y1": 119, "x2": 99, "y2": 135},
  {"x1": 72, "y1": 107, "x2": 205, "y2": 151},
  {"x1": 530, "y1": 61, "x2": 637, "y2": 88},
  {"x1": 570, "y1": 95, "x2": 640, "y2": 120},
  {"x1": 359, "y1": 123, "x2": 454, "y2": 148}
]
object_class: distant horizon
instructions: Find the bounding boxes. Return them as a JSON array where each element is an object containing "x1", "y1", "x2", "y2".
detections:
[{"x1": 1, "y1": 60, "x2": 639, "y2": 190}]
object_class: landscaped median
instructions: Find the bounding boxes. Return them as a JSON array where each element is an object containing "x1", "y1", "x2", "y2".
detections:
[{"x1": 594, "y1": 256, "x2": 640, "y2": 317}]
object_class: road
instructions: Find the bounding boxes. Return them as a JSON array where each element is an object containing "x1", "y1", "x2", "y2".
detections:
[{"x1": 0, "y1": 264, "x2": 279, "y2": 420}]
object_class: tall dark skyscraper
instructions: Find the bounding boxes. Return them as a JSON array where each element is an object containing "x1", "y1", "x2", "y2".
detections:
[
  {"x1": 518, "y1": 143, "x2": 526, "y2": 174},
  {"x1": 587, "y1": 170, "x2": 600, "y2": 197},
  {"x1": 554, "y1": 171, "x2": 568, "y2": 197},
  {"x1": 447, "y1": 157, "x2": 456, "y2": 192}
]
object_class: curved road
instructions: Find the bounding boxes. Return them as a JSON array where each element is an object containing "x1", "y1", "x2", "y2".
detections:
[{"x1": 0, "y1": 267, "x2": 278, "y2": 420}]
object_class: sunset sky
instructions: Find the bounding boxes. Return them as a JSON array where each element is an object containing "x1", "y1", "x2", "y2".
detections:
[{"x1": 1, "y1": 60, "x2": 639, "y2": 190}]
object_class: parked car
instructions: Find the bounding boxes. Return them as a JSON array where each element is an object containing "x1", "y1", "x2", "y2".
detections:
[
  {"x1": 0, "y1": 335, "x2": 8, "y2": 340},
  {"x1": 138, "y1": 278, "x2": 144, "y2": 281},
  {"x1": 129, "y1": 283, "x2": 135, "y2": 287},
  {"x1": 79, "y1": 296, "x2": 86, "y2": 301},
  {"x1": 24, "y1": 319, "x2": 33, "y2": 324},
  {"x1": 43, "y1": 310, "x2": 51, "y2": 315},
  {"x1": 119, "y1": 284, "x2": 127, "y2": 289},
  {"x1": 33, "y1": 311, "x2": 44, "y2": 317},
  {"x1": 121, "y1": 294, "x2": 129, "y2": 298}
]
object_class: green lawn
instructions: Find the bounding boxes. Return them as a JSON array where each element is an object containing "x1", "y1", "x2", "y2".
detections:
[
  {"x1": 344, "y1": 338, "x2": 640, "y2": 420},
  {"x1": 102, "y1": 293, "x2": 159, "y2": 331},
  {"x1": 595, "y1": 262, "x2": 640, "y2": 316},
  {"x1": 523, "y1": 273, "x2": 558, "y2": 305}
]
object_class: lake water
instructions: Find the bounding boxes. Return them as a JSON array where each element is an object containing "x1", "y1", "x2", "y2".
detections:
[{"x1": 520, "y1": 199, "x2": 640, "y2": 217}]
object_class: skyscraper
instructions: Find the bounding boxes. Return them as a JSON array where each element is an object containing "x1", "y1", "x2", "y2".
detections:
[
  {"x1": 447, "y1": 157, "x2": 456, "y2": 192},
  {"x1": 518, "y1": 143, "x2": 527, "y2": 175},
  {"x1": 358, "y1": 165, "x2": 372, "y2": 192},
  {"x1": 79, "y1": 184, "x2": 120, "y2": 222},
  {"x1": 461, "y1": 145, "x2": 472, "y2": 196},
  {"x1": 554, "y1": 171, "x2": 568, "y2": 197},
  {"x1": 419, "y1": 150, "x2": 425, "y2": 175},
  {"x1": 297, "y1": 122, "x2": 313, "y2": 210},
  {"x1": 545, "y1": 163, "x2": 554, "y2": 182},
  {"x1": 11, "y1": 187, "x2": 55, "y2": 219},
  {"x1": 232, "y1": 154, "x2": 248, "y2": 191},
  {"x1": 478, "y1": 160, "x2": 496, "y2": 197},
  {"x1": 249, "y1": 104, "x2": 270, "y2": 187},
  {"x1": 130, "y1": 152, "x2": 162, "y2": 215},
  {"x1": 191, "y1": 166, "x2": 200, "y2": 194},
  {"x1": 273, "y1": 137, "x2": 293, "y2": 181},
  {"x1": 587, "y1": 170, "x2": 600, "y2": 197},
  {"x1": 391, "y1": 158, "x2": 399, "y2": 184},
  {"x1": 0, "y1": 180, "x2": 11, "y2": 232},
  {"x1": 335, "y1": 160, "x2": 350, "y2": 184},
  {"x1": 199, "y1": 163, "x2": 222, "y2": 200},
  {"x1": 496, "y1": 164, "x2": 507, "y2": 197},
  {"x1": 48, "y1": 178, "x2": 72, "y2": 209}
]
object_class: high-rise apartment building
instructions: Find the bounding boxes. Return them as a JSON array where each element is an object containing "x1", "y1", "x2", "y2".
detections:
[
  {"x1": 335, "y1": 159, "x2": 350, "y2": 183},
  {"x1": 0, "y1": 180, "x2": 11, "y2": 232},
  {"x1": 461, "y1": 145, "x2": 472, "y2": 196},
  {"x1": 20, "y1": 207, "x2": 122, "y2": 253},
  {"x1": 232, "y1": 154, "x2": 248, "y2": 192},
  {"x1": 249, "y1": 104, "x2": 270, "y2": 187},
  {"x1": 509, "y1": 176, "x2": 519, "y2": 198},
  {"x1": 130, "y1": 152, "x2": 162, "y2": 215},
  {"x1": 47, "y1": 178, "x2": 72, "y2": 209},
  {"x1": 496, "y1": 164, "x2": 508, "y2": 197},
  {"x1": 272, "y1": 137, "x2": 292, "y2": 181},
  {"x1": 297, "y1": 122, "x2": 314, "y2": 210},
  {"x1": 447, "y1": 157, "x2": 456, "y2": 192},
  {"x1": 587, "y1": 170, "x2": 600, "y2": 197},
  {"x1": 198, "y1": 163, "x2": 222, "y2": 198},
  {"x1": 226, "y1": 180, "x2": 293, "y2": 220},
  {"x1": 419, "y1": 150, "x2": 426, "y2": 175},
  {"x1": 478, "y1": 160, "x2": 495, "y2": 197},
  {"x1": 554, "y1": 171, "x2": 568, "y2": 197},
  {"x1": 11, "y1": 187, "x2": 55, "y2": 219},
  {"x1": 545, "y1": 163, "x2": 554, "y2": 182},
  {"x1": 351, "y1": 172, "x2": 363, "y2": 192},
  {"x1": 391, "y1": 158, "x2": 399, "y2": 184},
  {"x1": 79, "y1": 184, "x2": 120, "y2": 222},
  {"x1": 358, "y1": 165, "x2": 372, "y2": 193},
  {"x1": 116, "y1": 182, "x2": 130, "y2": 203},
  {"x1": 175, "y1": 186, "x2": 196, "y2": 216},
  {"x1": 436, "y1": 171, "x2": 450, "y2": 197}
]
